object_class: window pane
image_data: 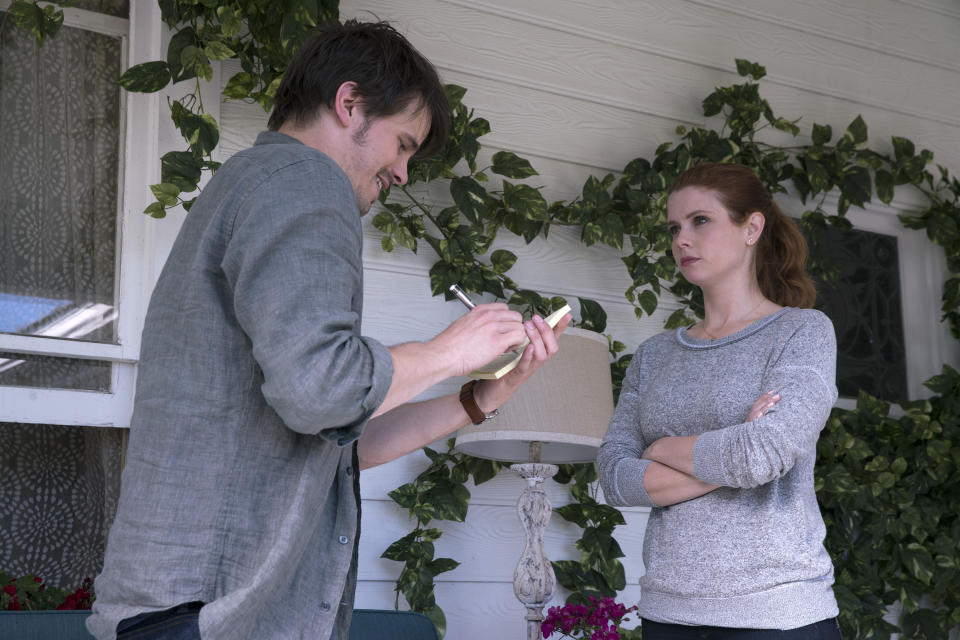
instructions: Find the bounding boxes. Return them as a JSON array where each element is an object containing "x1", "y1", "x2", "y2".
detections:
[
  {"x1": 810, "y1": 226, "x2": 908, "y2": 403},
  {"x1": 0, "y1": 19, "x2": 123, "y2": 346},
  {"x1": 0, "y1": 351, "x2": 111, "y2": 392},
  {"x1": 0, "y1": 422, "x2": 123, "y2": 590}
]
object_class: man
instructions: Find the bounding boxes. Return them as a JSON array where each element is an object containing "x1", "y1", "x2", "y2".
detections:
[{"x1": 88, "y1": 20, "x2": 569, "y2": 640}]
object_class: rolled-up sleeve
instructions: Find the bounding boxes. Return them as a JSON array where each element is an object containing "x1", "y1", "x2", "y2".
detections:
[
  {"x1": 222, "y1": 158, "x2": 393, "y2": 441},
  {"x1": 598, "y1": 350, "x2": 657, "y2": 507},
  {"x1": 693, "y1": 311, "x2": 838, "y2": 488}
]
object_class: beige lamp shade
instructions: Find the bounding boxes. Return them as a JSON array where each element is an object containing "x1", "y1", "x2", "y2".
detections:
[{"x1": 454, "y1": 327, "x2": 614, "y2": 463}]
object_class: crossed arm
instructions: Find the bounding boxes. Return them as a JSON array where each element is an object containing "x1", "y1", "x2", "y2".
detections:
[{"x1": 638, "y1": 391, "x2": 780, "y2": 506}]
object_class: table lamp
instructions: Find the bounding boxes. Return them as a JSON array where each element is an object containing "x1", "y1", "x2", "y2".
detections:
[{"x1": 454, "y1": 327, "x2": 615, "y2": 640}]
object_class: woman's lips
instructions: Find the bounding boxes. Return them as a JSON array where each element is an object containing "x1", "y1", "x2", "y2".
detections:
[{"x1": 679, "y1": 256, "x2": 699, "y2": 266}]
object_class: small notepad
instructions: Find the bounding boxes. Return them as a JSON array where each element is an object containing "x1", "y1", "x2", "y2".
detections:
[{"x1": 467, "y1": 305, "x2": 572, "y2": 380}]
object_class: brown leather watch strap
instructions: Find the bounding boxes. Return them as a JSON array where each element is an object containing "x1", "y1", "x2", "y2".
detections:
[{"x1": 459, "y1": 380, "x2": 496, "y2": 425}]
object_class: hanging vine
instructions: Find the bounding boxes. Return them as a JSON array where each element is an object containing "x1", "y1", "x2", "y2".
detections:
[{"x1": 380, "y1": 441, "x2": 502, "y2": 637}]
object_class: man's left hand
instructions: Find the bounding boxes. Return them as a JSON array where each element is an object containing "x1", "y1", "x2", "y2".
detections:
[{"x1": 472, "y1": 311, "x2": 572, "y2": 413}]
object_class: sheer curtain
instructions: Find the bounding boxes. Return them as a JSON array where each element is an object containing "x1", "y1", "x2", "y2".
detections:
[
  {"x1": 0, "y1": 423, "x2": 123, "y2": 589},
  {"x1": 0, "y1": 5, "x2": 127, "y2": 591}
]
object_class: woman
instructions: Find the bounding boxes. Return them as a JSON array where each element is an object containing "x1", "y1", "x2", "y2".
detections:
[{"x1": 597, "y1": 162, "x2": 842, "y2": 639}]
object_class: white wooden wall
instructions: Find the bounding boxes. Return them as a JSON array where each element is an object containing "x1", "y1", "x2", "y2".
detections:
[{"x1": 213, "y1": 1, "x2": 960, "y2": 637}]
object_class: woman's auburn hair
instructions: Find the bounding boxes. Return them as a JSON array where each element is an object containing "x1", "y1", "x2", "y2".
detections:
[{"x1": 668, "y1": 162, "x2": 817, "y2": 309}]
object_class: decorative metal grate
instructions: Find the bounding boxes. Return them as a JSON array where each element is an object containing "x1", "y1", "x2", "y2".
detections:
[{"x1": 810, "y1": 225, "x2": 907, "y2": 403}]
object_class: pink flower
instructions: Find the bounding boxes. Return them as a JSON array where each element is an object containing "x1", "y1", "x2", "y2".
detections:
[{"x1": 541, "y1": 597, "x2": 637, "y2": 639}]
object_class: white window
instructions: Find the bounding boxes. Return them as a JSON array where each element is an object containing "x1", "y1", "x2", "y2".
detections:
[
  {"x1": 0, "y1": 1, "x2": 161, "y2": 428},
  {"x1": 819, "y1": 198, "x2": 955, "y2": 408}
]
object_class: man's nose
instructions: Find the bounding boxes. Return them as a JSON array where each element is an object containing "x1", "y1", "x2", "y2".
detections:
[{"x1": 392, "y1": 163, "x2": 408, "y2": 187}]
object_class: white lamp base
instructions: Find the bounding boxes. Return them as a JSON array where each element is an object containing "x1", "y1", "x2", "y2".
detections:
[{"x1": 511, "y1": 462, "x2": 559, "y2": 640}]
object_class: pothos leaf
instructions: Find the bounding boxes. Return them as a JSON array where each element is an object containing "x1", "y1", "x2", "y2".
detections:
[
  {"x1": 491, "y1": 150, "x2": 538, "y2": 179},
  {"x1": 450, "y1": 176, "x2": 487, "y2": 225},
  {"x1": 117, "y1": 61, "x2": 171, "y2": 93},
  {"x1": 578, "y1": 297, "x2": 607, "y2": 333}
]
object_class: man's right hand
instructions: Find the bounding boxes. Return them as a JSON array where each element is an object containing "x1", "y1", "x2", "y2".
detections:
[
  {"x1": 425, "y1": 303, "x2": 526, "y2": 378},
  {"x1": 360, "y1": 304, "x2": 567, "y2": 468},
  {"x1": 372, "y1": 303, "x2": 525, "y2": 419}
]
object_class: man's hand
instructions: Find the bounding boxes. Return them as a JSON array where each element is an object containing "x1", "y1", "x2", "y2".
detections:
[
  {"x1": 374, "y1": 304, "x2": 563, "y2": 420},
  {"x1": 359, "y1": 308, "x2": 570, "y2": 469},
  {"x1": 471, "y1": 310, "x2": 572, "y2": 414},
  {"x1": 425, "y1": 303, "x2": 527, "y2": 378}
]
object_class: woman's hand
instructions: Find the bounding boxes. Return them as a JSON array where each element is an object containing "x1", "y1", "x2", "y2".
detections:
[{"x1": 747, "y1": 390, "x2": 780, "y2": 421}]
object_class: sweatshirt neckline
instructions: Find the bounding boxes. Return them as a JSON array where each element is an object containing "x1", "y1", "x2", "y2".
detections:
[{"x1": 676, "y1": 307, "x2": 793, "y2": 348}]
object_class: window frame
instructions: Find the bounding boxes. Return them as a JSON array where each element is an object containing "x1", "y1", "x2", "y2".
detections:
[
  {"x1": 823, "y1": 195, "x2": 954, "y2": 409},
  {"x1": 0, "y1": 2, "x2": 162, "y2": 428}
]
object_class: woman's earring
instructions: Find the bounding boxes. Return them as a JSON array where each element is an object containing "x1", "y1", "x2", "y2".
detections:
[{"x1": 747, "y1": 237, "x2": 755, "y2": 245}]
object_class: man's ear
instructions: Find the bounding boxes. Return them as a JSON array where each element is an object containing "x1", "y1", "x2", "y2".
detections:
[{"x1": 333, "y1": 81, "x2": 362, "y2": 127}]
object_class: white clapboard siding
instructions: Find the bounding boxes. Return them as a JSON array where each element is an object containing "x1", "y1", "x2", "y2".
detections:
[
  {"x1": 209, "y1": 1, "x2": 960, "y2": 636},
  {"x1": 357, "y1": 499, "x2": 649, "y2": 582},
  {"x1": 457, "y1": 0, "x2": 960, "y2": 126},
  {"x1": 342, "y1": 0, "x2": 960, "y2": 170},
  {"x1": 703, "y1": 0, "x2": 960, "y2": 72}
]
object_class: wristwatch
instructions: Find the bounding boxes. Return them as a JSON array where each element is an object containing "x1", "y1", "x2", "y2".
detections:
[{"x1": 459, "y1": 380, "x2": 499, "y2": 425}]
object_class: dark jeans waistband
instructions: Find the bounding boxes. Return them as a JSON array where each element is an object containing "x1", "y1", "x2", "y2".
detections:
[
  {"x1": 639, "y1": 617, "x2": 842, "y2": 639},
  {"x1": 116, "y1": 601, "x2": 204, "y2": 640}
]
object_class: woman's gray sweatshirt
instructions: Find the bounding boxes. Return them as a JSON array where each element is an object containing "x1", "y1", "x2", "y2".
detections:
[{"x1": 597, "y1": 307, "x2": 840, "y2": 629}]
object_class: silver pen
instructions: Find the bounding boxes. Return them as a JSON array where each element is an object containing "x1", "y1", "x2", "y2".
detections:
[{"x1": 448, "y1": 284, "x2": 476, "y2": 310}]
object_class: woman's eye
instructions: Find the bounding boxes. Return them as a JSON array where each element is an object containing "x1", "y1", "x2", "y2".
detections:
[
  {"x1": 694, "y1": 215, "x2": 708, "y2": 225},
  {"x1": 668, "y1": 226, "x2": 679, "y2": 236}
]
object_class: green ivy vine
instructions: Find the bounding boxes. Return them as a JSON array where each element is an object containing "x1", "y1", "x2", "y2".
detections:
[
  {"x1": 9, "y1": 2, "x2": 960, "y2": 639},
  {"x1": 816, "y1": 373, "x2": 960, "y2": 640},
  {"x1": 551, "y1": 464, "x2": 628, "y2": 602},
  {"x1": 380, "y1": 440, "x2": 502, "y2": 637}
]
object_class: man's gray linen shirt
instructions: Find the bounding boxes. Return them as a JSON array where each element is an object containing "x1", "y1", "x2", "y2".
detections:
[{"x1": 89, "y1": 132, "x2": 394, "y2": 640}]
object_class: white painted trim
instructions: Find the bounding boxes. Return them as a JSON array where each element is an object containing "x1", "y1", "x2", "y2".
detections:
[
  {"x1": 0, "y1": 363, "x2": 135, "y2": 427},
  {"x1": 0, "y1": 334, "x2": 136, "y2": 362},
  {"x1": 61, "y1": 5, "x2": 127, "y2": 36},
  {"x1": 115, "y1": 0, "x2": 162, "y2": 360}
]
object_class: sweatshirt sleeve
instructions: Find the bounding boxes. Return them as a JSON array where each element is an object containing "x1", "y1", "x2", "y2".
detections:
[
  {"x1": 693, "y1": 310, "x2": 838, "y2": 488},
  {"x1": 597, "y1": 346, "x2": 656, "y2": 507},
  {"x1": 221, "y1": 158, "x2": 394, "y2": 442}
]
